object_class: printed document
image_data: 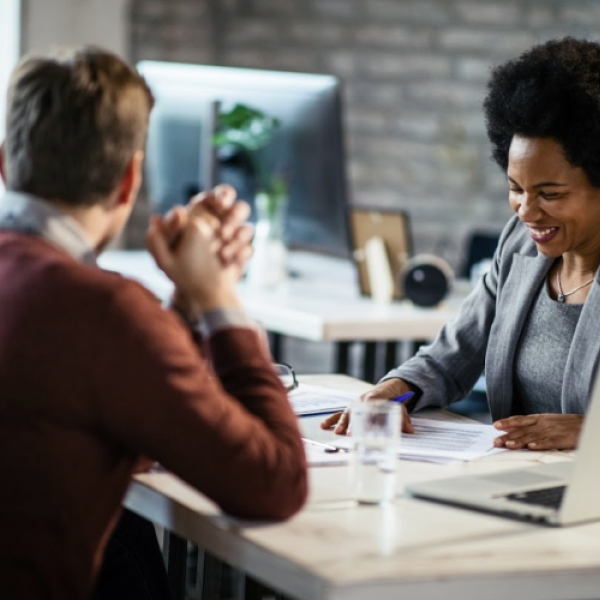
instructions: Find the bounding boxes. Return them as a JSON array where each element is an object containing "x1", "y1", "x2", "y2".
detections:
[
  {"x1": 334, "y1": 417, "x2": 506, "y2": 463},
  {"x1": 398, "y1": 418, "x2": 504, "y2": 462},
  {"x1": 288, "y1": 383, "x2": 357, "y2": 415}
]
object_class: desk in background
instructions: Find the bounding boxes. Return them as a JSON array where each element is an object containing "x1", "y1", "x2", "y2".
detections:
[
  {"x1": 99, "y1": 250, "x2": 466, "y2": 382},
  {"x1": 126, "y1": 375, "x2": 591, "y2": 600}
]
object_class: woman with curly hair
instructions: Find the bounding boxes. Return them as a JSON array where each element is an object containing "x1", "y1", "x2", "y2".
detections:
[{"x1": 325, "y1": 37, "x2": 600, "y2": 451}]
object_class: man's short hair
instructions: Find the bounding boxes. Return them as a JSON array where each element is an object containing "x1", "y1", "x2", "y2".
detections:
[{"x1": 4, "y1": 46, "x2": 155, "y2": 205}]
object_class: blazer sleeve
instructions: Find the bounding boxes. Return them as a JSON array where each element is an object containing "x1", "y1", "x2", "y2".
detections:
[{"x1": 383, "y1": 216, "x2": 521, "y2": 411}]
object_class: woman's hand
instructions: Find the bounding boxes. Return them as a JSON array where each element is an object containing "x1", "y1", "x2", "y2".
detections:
[
  {"x1": 320, "y1": 378, "x2": 415, "y2": 435},
  {"x1": 493, "y1": 414, "x2": 584, "y2": 450}
]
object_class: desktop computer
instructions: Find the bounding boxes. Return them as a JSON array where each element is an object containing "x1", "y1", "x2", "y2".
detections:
[{"x1": 138, "y1": 60, "x2": 352, "y2": 259}]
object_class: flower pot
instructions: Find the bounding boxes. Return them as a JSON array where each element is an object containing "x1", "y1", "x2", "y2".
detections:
[{"x1": 246, "y1": 192, "x2": 288, "y2": 288}]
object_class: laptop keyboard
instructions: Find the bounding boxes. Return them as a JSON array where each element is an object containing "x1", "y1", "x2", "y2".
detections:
[{"x1": 506, "y1": 485, "x2": 566, "y2": 509}]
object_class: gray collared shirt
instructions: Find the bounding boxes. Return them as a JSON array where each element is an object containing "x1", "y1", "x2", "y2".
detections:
[
  {"x1": 0, "y1": 190, "x2": 259, "y2": 337},
  {"x1": 0, "y1": 191, "x2": 97, "y2": 265}
]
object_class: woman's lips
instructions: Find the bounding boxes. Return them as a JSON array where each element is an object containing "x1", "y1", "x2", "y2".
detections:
[{"x1": 529, "y1": 226, "x2": 559, "y2": 243}]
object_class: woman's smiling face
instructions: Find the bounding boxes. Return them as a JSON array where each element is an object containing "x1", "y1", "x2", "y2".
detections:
[{"x1": 508, "y1": 135, "x2": 600, "y2": 259}]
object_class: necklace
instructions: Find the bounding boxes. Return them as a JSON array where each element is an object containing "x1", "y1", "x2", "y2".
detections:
[{"x1": 556, "y1": 259, "x2": 595, "y2": 303}]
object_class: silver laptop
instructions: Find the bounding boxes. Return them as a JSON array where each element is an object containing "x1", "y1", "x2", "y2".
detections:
[{"x1": 406, "y1": 375, "x2": 600, "y2": 527}]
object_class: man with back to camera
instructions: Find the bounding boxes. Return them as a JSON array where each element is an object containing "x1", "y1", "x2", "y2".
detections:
[{"x1": 0, "y1": 46, "x2": 308, "y2": 600}]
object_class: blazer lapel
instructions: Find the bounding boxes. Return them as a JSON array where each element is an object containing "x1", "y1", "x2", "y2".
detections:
[
  {"x1": 487, "y1": 253, "x2": 553, "y2": 419},
  {"x1": 562, "y1": 274, "x2": 600, "y2": 414}
]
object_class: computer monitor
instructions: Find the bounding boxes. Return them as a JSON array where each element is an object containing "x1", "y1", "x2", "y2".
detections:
[{"x1": 138, "y1": 60, "x2": 351, "y2": 257}]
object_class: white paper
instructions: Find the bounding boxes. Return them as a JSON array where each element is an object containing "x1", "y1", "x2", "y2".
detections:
[
  {"x1": 334, "y1": 418, "x2": 506, "y2": 463},
  {"x1": 400, "y1": 418, "x2": 501, "y2": 460},
  {"x1": 303, "y1": 440, "x2": 349, "y2": 467},
  {"x1": 288, "y1": 383, "x2": 357, "y2": 415}
]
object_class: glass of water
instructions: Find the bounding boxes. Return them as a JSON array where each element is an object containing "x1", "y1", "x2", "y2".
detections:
[{"x1": 350, "y1": 400, "x2": 401, "y2": 505}]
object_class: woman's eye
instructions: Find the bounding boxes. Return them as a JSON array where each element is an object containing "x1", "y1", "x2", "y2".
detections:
[
  {"x1": 509, "y1": 187, "x2": 522, "y2": 193},
  {"x1": 540, "y1": 192, "x2": 561, "y2": 199}
]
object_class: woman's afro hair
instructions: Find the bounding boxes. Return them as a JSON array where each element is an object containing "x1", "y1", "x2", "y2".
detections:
[{"x1": 484, "y1": 37, "x2": 600, "y2": 187}]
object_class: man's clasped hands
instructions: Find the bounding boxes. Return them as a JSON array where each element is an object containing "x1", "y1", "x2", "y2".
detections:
[{"x1": 146, "y1": 184, "x2": 252, "y2": 320}]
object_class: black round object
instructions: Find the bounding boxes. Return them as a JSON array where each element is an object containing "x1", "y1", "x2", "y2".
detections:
[{"x1": 403, "y1": 259, "x2": 451, "y2": 307}]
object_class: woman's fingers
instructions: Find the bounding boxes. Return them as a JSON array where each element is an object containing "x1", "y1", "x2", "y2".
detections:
[
  {"x1": 494, "y1": 414, "x2": 583, "y2": 450},
  {"x1": 493, "y1": 415, "x2": 538, "y2": 431},
  {"x1": 334, "y1": 410, "x2": 350, "y2": 435},
  {"x1": 319, "y1": 410, "x2": 350, "y2": 434},
  {"x1": 320, "y1": 411, "x2": 343, "y2": 430},
  {"x1": 527, "y1": 438, "x2": 564, "y2": 451},
  {"x1": 401, "y1": 405, "x2": 414, "y2": 433}
]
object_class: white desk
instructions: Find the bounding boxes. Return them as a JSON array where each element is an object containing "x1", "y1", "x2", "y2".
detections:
[
  {"x1": 99, "y1": 251, "x2": 465, "y2": 381},
  {"x1": 124, "y1": 375, "x2": 591, "y2": 600}
]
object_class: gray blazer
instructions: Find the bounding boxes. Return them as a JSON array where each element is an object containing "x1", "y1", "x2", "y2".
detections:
[{"x1": 387, "y1": 215, "x2": 600, "y2": 421}]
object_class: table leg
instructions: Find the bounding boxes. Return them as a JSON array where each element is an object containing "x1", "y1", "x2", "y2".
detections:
[
  {"x1": 197, "y1": 551, "x2": 224, "y2": 600},
  {"x1": 362, "y1": 341, "x2": 377, "y2": 383},
  {"x1": 244, "y1": 574, "x2": 288, "y2": 600},
  {"x1": 384, "y1": 341, "x2": 398, "y2": 373},
  {"x1": 269, "y1": 332, "x2": 283, "y2": 363},
  {"x1": 335, "y1": 341, "x2": 351, "y2": 374},
  {"x1": 163, "y1": 531, "x2": 187, "y2": 600}
]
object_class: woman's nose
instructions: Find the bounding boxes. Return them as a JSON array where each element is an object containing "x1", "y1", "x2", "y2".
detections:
[{"x1": 517, "y1": 194, "x2": 541, "y2": 220}]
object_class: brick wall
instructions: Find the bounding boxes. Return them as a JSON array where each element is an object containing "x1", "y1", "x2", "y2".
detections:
[{"x1": 128, "y1": 0, "x2": 600, "y2": 268}]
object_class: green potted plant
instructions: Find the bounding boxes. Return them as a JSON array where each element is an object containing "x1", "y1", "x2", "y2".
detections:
[
  {"x1": 212, "y1": 103, "x2": 289, "y2": 287},
  {"x1": 212, "y1": 103, "x2": 287, "y2": 218}
]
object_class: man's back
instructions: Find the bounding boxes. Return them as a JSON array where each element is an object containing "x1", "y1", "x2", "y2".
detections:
[{"x1": 0, "y1": 231, "x2": 307, "y2": 599}]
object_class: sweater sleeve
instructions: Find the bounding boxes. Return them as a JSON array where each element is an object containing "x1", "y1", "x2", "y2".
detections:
[
  {"x1": 382, "y1": 216, "x2": 520, "y2": 411},
  {"x1": 90, "y1": 280, "x2": 307, "y2": 521}
]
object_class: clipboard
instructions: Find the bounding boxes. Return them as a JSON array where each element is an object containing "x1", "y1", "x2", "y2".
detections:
[{"x1": 349, "y1": 207, "x2": 412, "y2": 300}]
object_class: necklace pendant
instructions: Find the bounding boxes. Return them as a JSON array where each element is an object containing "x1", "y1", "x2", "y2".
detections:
[{"x1": 557, "y1": 294, "x2": 565, "y2": 303}]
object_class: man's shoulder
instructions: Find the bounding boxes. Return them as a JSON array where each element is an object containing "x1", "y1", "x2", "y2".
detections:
[{"x1": 0, "y1": 232, "x2": 160, "y2": 317}]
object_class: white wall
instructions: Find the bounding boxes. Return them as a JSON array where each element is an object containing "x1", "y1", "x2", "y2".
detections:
[
  {"x1": 21, "y1": 0, "x2": 130, "y2": 58},
  {"x1": 0, "y1": 0, "x2": 21, "y2": 193}
]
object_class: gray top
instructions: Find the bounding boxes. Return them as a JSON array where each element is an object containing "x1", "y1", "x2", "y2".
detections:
[
  {"x1": 513, "y1": 277, "x2": 583, "y2": 415},
  {"x1": 0, "y1": 191, "x2": 97, "y2": 264}
]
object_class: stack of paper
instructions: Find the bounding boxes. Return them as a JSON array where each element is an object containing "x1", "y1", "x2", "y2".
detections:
[
  {"x1": 331, "y1": 418, "x2": 505, "y2": 464},
  {"x1": 396, "y1": 418, "x2": 504, "y2": 463},
  {"x1": 288, "y1": 383, "x2": 357, "y2": 415}
]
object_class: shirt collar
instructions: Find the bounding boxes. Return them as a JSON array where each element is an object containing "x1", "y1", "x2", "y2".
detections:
[{"x1": 0, "y1": 191, "x2": 97, "y2": 265}]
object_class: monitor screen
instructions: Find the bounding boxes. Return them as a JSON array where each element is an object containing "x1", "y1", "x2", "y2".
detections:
[{"x1": 138, "y1": 61, "x2": 351, "y2": 257}]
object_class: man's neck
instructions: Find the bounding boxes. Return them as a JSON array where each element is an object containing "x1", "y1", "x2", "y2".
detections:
[{"x1": 47, "y1": 196, "x2": 117, "y2": 253}]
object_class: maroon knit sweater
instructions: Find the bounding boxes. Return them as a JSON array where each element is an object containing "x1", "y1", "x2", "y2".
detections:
[{"x1": 0, "y1": 231, "x2": 307, "y2": 600}]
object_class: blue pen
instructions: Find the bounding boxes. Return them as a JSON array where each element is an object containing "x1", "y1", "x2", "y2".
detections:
[{"x1": 389, "y1": 391, "x2": 415, "y2": 403}]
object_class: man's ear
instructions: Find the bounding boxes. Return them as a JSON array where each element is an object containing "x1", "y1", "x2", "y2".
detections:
[
  {"x1": 114, "y1": 150, "x2": 144, "y2": 208},
  {"x1": 0, "y1": 142, "x2": 6, "y2": 185}
]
